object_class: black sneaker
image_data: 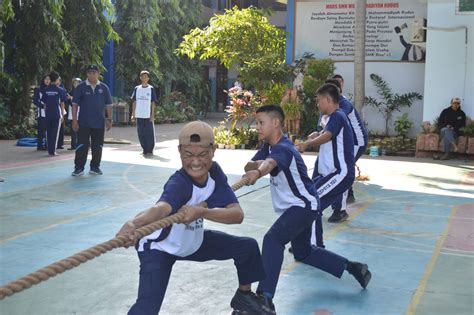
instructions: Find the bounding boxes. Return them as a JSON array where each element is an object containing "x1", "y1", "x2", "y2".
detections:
[
  {"x1": 328, "y1": 210, "x2": 349, "y2": 223},
  {"x1": 71, "y1": 168, "x2": 84, "y2": 176},
  {"x1": 230, "y1": 290, "x2": 267, "y2": 314},
  {"x1": 257, "y1": 293, "x2": 276, "y2": 314},
  {"x1": 347, "y1": 261, "x2": 372, "y2": 289},
  {"x1": 347, "y1": 193, "x2": 356, "y2": 204},
  {"x1": 89, "y1": 167, "x2": 103, "y2": 175}
]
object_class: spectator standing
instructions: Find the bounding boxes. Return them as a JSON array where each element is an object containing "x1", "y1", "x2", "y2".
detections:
[
  {"x1": 33, "y1": 75, "x2": 50, "y2": 151},
  {"x1": 41, "y1": 72, "x2": 66, "y2": 156},
  {"x1": 55, "y1": 76, "x2": 67, "y2": 150},
  {"x1": 71, "y1": 65, "x2": 113, "y2": 176},
  {"x1": 66, "y1": 78, "x2": 82, "y2": 150},
  {"x1": 130, "y1": 70, "x2": 158, "y2": 156}
]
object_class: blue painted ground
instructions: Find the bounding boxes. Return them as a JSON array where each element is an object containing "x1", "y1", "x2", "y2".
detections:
[{"x1": 0, "y1": 151, "x2": 473, "y2": 314}]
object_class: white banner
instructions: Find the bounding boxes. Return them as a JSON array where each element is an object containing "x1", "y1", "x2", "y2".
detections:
[{"x1": 294, "y1": 0, "x2": 427, "y2": 62}]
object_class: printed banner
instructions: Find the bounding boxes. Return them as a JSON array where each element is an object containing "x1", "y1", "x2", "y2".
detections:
[{"x1": 294, "y1": 0, "x2": 427, "y2": 62}]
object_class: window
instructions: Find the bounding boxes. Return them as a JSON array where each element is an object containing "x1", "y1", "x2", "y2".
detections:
[{"x1": 456, "y1": 0, "x2": 474, "y2": 14}]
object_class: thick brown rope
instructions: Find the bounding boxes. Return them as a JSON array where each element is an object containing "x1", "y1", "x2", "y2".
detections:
[{"x1": 0, "y1": 176, "x2": 251, "y2": 300}]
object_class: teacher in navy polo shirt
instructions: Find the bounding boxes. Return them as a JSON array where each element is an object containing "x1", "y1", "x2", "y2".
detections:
[{"x1": 71, "y1": 64, "x2": 113, "y2": 176}]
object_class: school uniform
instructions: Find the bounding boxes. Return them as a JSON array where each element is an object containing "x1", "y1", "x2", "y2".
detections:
[
  {"x1": 128, "y1": 162, "x2": 265, "y2": 314},
  {"x1": 72, "y1": 80, "x2": 112, "y2": 171},
  {"x1": 41, "y1": 85, "x2": 66, "y2": 155},
  {"x1": 250, "y1": 136, "x2": 348, "y2": 297},
  {"x1": 66, "y1": 88, "x2": 78, "y2": 149},
  {"x1": 131, "y1": 84, "x2": 158, "y2": 154},
  {"x1": 33, "y1": 87, "x2": 47, "y2": 150},
  {"x1": 339, "y1": 96, "x2": 368, "y2": 160},
  {"x1": 330, "y1": 96, "x2": 368, "y2": 210},
  {"x1": 56, "y1": 85, "x2": 67, "y2": 149},
  {"x1": 312, "y1": 109, "x2": 355, "y2": 246}
]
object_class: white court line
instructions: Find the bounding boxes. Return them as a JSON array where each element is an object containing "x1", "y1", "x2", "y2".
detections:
[
  {"x1": 122, "y1": 164, "x2": 154, "y2": 199},
  {"x1": 358, "y1": 206, "x2": 474, "y2": 221},
  {"x1": 0, "y1": 206, "x2": 118, "y2": 244},
  {"x1": 332, "y1": 237, "x2": 474, "y2": 258}
]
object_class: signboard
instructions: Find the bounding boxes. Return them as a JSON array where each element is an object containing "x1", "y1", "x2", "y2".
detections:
[{"x1": 294, "y1": 0, "x2": 427, "y2": 62}]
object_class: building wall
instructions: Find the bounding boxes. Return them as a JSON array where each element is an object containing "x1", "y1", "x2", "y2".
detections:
[
  {"x1": 287, "y1": 0, "x2": 429, "y2": 137},
  {"x1": 423, "y1": 0, "x2": 474, "y2": 122},
  {"x1": 335, "y1": 62, "x2": 425, "y2": 136}
]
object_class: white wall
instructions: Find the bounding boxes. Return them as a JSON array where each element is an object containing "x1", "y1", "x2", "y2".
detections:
[
  {"x1": 423, "y1": 0, "x2": 474, "y2": 122},
  {"x1": 335, "y1": 62, "x2": 425, "y2": 136}
]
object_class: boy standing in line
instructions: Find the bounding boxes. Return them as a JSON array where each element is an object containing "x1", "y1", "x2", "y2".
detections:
[
  {"x1": 297, "y1": 83, "x2": 356, "y2": 247},
  {"x1": 131, "y1": 70, "x2": 158, "y2": 156},
  {"x1": 243, "y1": 104, "x2": 371, "y2": 314},
  {"x1": 331, "y1": 74, "x2": 368, "y2": 208},
  {"x1": 41, "y1": 71, "x2": 66, "y2": 156}
]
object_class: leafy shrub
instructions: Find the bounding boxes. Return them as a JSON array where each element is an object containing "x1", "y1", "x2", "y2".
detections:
[{"x1": 394, "y1": 113, "x2": 413, "y2": 138}]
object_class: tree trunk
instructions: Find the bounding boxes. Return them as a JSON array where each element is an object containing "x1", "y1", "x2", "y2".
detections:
[{"x1": 354, "y1": 0, "x2": 366, "y2": 116}]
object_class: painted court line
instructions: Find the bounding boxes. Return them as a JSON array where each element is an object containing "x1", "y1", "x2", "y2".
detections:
[
  {"x1": 0, "y1": 206, "x2": 118, "y2": 244},
  {"x1": 405, "y1": 205, "x2": 459, "y2": 315},
  {"x1": 333, "y1": 236, "x2": 473, "y2": 259}
]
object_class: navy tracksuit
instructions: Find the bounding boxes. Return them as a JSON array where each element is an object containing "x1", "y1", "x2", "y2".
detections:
[
  {"x1": 136, "y1": 118, "x2": 155, "y2": 154},
  {"x1": 128, "y1": 230, "x2": 265, "y2": 314},
  {"x1": 41, "y1": 85, "x2": 66, "y2": 155},
  {"x1": 33, "y1": 87, "x2": 47, "y2": 149}
]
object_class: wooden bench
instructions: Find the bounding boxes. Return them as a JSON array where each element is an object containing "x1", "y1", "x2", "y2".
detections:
[{"x1": 415, "y1": 134, "x2": 474, "y2": 159}]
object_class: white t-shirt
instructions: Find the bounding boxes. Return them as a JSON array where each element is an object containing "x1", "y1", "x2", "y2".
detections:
[
  {"x1": 137, "y1": 162, "x2": 238, "y2": 257},
  {"x1": 131, "y1": 84, "x2": 158, "y2": 118}
]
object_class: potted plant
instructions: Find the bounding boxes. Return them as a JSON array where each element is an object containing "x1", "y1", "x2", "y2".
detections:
[
  {"x1": 459, "y1": 119, "x2": 474, "y2": 155},
  {"x1": 365, "y1": 73, "x2": 423, "y2": 136},
  {"x1": 281, "y1": 87, "x2": 303, "y2": 136}
]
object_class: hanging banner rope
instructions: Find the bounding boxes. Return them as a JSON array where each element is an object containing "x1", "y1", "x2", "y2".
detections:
[{"x1": 0, "y1": 177, "x2": 250, "y2": 300}]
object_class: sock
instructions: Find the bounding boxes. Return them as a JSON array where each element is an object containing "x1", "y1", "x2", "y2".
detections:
[
  {"x1": 238, "y1": 289, "x2": 252, "y2": 295},
  {"x1": 345, "y1": 260, "x2": 353, "y2": 273},
  {"x1": 263, "y1": 292, "x2": 273, "y2": 300}
]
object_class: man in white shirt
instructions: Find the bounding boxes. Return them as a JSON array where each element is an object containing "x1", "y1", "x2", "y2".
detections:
[{"x1": 131, "y1": 70, "x2": 158, "y2": 155}]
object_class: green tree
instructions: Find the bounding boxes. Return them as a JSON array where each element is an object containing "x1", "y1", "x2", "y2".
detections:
[
  {"x1": 298, "y1": 57, "x2": 335, "y2": 136},
  {"x1": 156, "y1": 0, "x2": 204, "y2": 108},
  {"x1": 114, "y1": 0, "x2": 161, "y2": 95},
  {"x1": 1, "y1": 0, "x2": 117, "y2": 139},
  {"x1": 3, "y1": 0, "x2": 67, "y2": 129},
  {"x1": 0, "y1": 0, "x2": 14, "y2": 71},
  {"x1": 57, "y1": 0, "x2": 119, "y2": 89},
  {"x1": 177, "y1": 6, "x2": 286, "y2": 90},
  {"x1": 365, "y1": 73, "x2": 423, "y2": 136}
]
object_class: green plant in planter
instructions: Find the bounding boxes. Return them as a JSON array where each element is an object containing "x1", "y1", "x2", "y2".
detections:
[
  {"x1": 281, "y1": 101, "x2": 303, "y2": 120},
  {"x1": 460, "y1": 123, "x2": 474, "y2": 137},
  {"x1": 365, "y1": 73, "x2": 422, "y2": 136},
  {"x1": 394, "y1": 113, "x2": 413, "y2": 138}
]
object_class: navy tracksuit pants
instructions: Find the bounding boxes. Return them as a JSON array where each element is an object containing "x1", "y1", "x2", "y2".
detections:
[
  {"x1": 74, "y1": 126, "x2": 105, "y2": 169},
  {"x1": 136, "y1": 118, "x2": 155, "y2": 154},
  {"x1": 128, "y1": 230, "x2": 265, "y2": 315},
  {"x1": 37, "y1": 117, "x2": 47, "y2": 149},
  {"x1": 313, "y1": 172, "x2": 355, "y2": 248},
  {"x1": 45, "y1": 118, "x2": 61, "y2": 155},
  {"x1": 256, "y1": 206, "x2": 347, "y2": 297},
  {"x1": 332, "y1": 144, "x2": 367, "y2": 210}
]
